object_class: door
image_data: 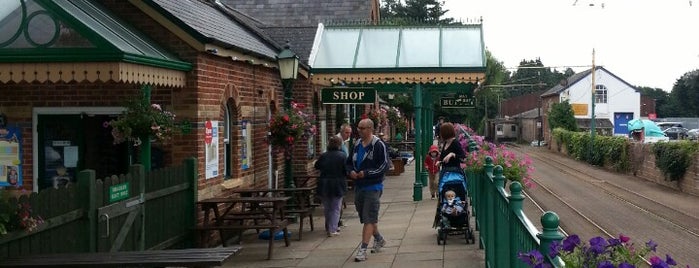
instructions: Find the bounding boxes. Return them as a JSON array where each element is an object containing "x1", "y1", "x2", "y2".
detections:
[
  {"x1": 613, "y1": 113, "x2": 633, "y2": 136},
  {"x1": 37, "y1": 114, "x2": 129, "y2": 190}
]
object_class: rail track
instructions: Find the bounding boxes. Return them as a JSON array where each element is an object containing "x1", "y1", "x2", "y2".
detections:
[{"x1": 508, "y1": 145, "x2": 699, "y2": 265}]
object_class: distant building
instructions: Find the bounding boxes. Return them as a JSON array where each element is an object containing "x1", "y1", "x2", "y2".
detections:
[{"x1": 541, "y1": 67, "x2": 641, "y2": 142}]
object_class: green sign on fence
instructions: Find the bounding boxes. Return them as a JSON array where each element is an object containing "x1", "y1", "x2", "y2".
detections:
[{"x1": 109, "y1": 182, "x2": 129, "y2": 203}]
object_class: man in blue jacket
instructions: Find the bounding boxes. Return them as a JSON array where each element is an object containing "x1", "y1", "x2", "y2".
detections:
[{"x1": 346, "y1": 118, "x2": 389, "y2": 262}]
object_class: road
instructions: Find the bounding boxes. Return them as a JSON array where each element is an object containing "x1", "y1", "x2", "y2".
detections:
[{"x1": 509, "y1": 145, "x2": 699, "y2": 266}]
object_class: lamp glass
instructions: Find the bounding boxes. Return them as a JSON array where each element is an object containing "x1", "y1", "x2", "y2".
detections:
[{"x1": 277, "y1": 53, "x2": 299, "y2": 80}]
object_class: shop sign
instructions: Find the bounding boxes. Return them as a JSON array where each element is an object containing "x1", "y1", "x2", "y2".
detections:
[{"x1": 321, "y1": 88, "x2": 375, "y2": 104}]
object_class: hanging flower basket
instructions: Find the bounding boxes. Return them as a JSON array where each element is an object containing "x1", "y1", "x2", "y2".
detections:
[
  {"x1": 269, "y1": 102, "x2": 316, "y2": 157},
  {"x1": 106, "y1": 94, "x2": 177, "y2": 146}
]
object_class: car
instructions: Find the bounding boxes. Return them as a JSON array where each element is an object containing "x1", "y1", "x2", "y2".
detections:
[
  {"x1": 663, "y1": 126, "x2": 689, "y2": 140},
  {"x1": 688, "y1": 129, "x2": 699, "y2": 140}
]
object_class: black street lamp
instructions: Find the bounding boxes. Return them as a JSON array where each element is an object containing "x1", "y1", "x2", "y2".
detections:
[{"x1": 276, "y1": 41, "x2": 299, "y2": 188}]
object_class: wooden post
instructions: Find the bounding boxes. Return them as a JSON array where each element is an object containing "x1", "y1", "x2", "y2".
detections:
[
  {"x1": 140, "y1": 85, "x2": 152, "y2": 171},
  {"x1": 77, "y1": 169, "x2": 97, "y2": 252}
]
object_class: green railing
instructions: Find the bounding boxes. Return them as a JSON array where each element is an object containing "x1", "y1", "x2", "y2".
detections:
[{"x1": 467, "y1": 156, "x2": 565, "y2": 268}]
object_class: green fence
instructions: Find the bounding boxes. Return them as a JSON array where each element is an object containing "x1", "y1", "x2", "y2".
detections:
[
  {"x1": 468, "y1": 156, "x2": 565, "y2": 268},
  {"x1": 0, "y1": 158, "x2": 197, "y2": 258}
]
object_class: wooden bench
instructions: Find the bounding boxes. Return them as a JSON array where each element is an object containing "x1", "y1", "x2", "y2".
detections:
[
  {"x1": 196, "y1": 196, "x2": 290, "y2": 260},
  {"x1": 0, "y1": 247, "x2": 241, "y2": 267},
  {"x1": 229, "y1": 187, "x2": 317, "y2": 241}
]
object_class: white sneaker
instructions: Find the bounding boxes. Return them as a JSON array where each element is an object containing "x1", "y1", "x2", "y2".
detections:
[
  {"x1": 327, "y1": 231, "x2": 340, "y2": 237},
  {"x1": 355, "y1": 247, "x2": 367, "y2": 262}
]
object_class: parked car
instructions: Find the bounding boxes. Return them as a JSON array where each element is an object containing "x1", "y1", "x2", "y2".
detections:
[
  {"x1": 663, "y1": 126, "x2": 689, "y2": 140},
  {"x1": 688, "y1": 129, "x2": 699, "y2": 140}
]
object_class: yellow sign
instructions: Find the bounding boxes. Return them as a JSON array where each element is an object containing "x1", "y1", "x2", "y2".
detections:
[{"x1": 571, "y1": 103, "x2": 588, "y2": 116}]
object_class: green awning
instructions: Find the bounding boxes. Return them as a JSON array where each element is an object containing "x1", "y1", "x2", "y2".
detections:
[{"x1": 0, "y1": 0, "x2": 191, "y2": 86}]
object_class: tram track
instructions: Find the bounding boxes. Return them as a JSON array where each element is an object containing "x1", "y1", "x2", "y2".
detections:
[
  {"x1": 514, "y1": 146, "x2": 699, "y2": 240},
  {"x1": 506, "y1": 145, "x2": 699, "y2": 265}
]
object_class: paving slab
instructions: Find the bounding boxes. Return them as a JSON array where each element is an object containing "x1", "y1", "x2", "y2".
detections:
[{"x1": 220, "y1": 160, "x2": 485, "y2": 267}]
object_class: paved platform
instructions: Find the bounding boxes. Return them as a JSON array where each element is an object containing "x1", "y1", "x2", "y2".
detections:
[{"x1": 222, "y1": 161, "x2": 485, "y2": 268}]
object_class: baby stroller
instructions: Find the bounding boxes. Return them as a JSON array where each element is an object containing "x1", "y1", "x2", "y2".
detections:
[{"x1": 434, "y1": 169, "x2": 476, "y2": 245}]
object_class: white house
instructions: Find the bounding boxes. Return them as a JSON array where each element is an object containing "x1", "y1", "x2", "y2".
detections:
[{"x1": 542, "y1": 66, "x2": 640, "y2": 137}]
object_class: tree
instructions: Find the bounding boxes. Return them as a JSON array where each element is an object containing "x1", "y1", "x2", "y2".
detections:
[
  {"x1": 380, "y1": 0, "x2": 456, "y2": 25},
  {"x1": 666, "y1": 70, "x2": 699, "y2": 117},
  {"x1": 505, "y1": 59, "x2": 572, "y2": 98},
  {"x1": 548, "y1": 100, "x2": 578, "y2": 131}
]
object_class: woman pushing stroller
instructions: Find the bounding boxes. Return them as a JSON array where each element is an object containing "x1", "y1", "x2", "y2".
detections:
[
  {"x1": 435, "y1": 122, "x2": 466, "y2": 182},
  {"x1": 433, "y1": 122, "x2": 475, "y2": 244}
]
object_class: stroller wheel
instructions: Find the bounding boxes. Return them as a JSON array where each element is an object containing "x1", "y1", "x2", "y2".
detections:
[
  {"x1": 466, "y1": 229, "x2": 476, "y2": 244},
  {"x1": 437, "y1": 230, "x2": 443, "y2": 245}
]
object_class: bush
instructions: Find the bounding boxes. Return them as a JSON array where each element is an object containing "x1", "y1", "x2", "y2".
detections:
[
  {"x1": 552, "y1": 129, "x2": 630, "y2": 172},
  {"x1": 653, "y1": 141, "x2": 699, "y2": 181}
]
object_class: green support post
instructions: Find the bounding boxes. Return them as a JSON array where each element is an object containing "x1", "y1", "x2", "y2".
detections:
[
  {"x1": 537, "y1": 211, "x2": 565, "y2": 259},
  {"x1": 412, "y1": 85, "x2": 424, "y2": 201},
  {"x1": 468, "y1": 140, "x2": 477, "y2": 152},
  {"x1": 139, "y1": 85, "x2": 152, "y2": 171},
  {"x1": 77, "y1": 169, "x2": 97, "y2": 252},
  {"x1": 508, "y1": 181, "x2": 525, "y2": 268},
  {"x1": 492, "y1": 165, "x2": 507, "y2": 268},
  {"x1": 419, "y1": 101, "x2": 429, "y2": 186}
]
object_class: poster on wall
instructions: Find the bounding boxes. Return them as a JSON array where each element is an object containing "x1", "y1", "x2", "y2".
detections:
[
  {"x1": 0, "y1": 127, "x2": 22, "y2": 187},
  {"x1": 241, "y1": 120, "x2": 249, "y2": 170},
  {"x1": 204, "y1": 120, "x2": 219, "y2": 179}
]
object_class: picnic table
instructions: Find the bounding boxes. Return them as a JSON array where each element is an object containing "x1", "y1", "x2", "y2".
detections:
[
  {"x1": 195, "y1": 196, "x2": 290, "y2": 260},
  {"x1": 229, "y1": 187, "x2": 316, "y2": 240},
  {"x1": 0, "y1": 247, "x2": 241, "y2": 267}
]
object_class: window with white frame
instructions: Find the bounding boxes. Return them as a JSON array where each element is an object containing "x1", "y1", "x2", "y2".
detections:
[{"x1": 594, "y1": 84, "x2": 607, "y2": 104}]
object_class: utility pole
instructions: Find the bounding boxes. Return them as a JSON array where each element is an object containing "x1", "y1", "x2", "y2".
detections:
[{"x1": 589, "y1": 49, "x2": 596, "y2": 161}]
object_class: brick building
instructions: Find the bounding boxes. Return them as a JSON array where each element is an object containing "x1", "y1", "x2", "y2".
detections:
[{"x1": 0, "y1": 0, "x2": 377, "y2": 198}]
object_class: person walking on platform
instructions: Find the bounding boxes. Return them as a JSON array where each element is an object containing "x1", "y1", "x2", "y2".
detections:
[
  {"x1": 335, "y1": 123, "x2": 352, "y2": 228},
  {"x1": 314, "y1": 135, "x2": 348, "y2": 237},
  {"x1": 346, "y1": 118, "x2": 389, "y2": 262},
  {"x1": 424, "y1": 144, "x2": 440, "y2": 200}
]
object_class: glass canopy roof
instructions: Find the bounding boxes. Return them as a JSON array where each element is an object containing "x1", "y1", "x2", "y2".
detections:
[{"x1": 310, "y1": 25, "x2": 485, "y2": 70}]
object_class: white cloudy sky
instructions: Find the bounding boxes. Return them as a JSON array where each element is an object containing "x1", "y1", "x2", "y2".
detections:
[{"x1": 443, "y1": 0, "x2": 699, "y2": 91}]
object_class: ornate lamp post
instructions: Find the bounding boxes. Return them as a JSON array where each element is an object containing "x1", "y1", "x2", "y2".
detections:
[{"x1": 276, "y1": 41, "x2": 299, "y2": 188}]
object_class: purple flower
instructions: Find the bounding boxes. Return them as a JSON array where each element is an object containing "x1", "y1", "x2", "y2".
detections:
[
  {"x1": 562, "y1": 234, "x2": 581, "y2": 252},
  {"x1": 647, "y1": 240, "x2": 658, "y2": 252},
  {"x1": 665, "y1": 255, "x2": 677, "y2": 266},
  {"x1": 597, "y1": 261, "x2": 615, "y2": 268},
  {"x1": 607, "y1": 237, "x2": 621, "y2": 247},
  {"x1": 650, "y1": 256, "x2": 671, "y2": 268},
  {"x1": 518, "y1": 250, "x2": 544, "y2": 266},
  {"x1": 618, "y1": 263, "x2": 636, "y2": 268},
  {"x1": 589, "y1": 236, "x2": 608, "y2": 254},
  {"x1": 548, "y1": 241, "x2": 562, "y2": 258}
]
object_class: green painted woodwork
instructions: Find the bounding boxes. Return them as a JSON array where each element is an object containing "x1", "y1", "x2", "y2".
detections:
[
  {"x1": 0, "y1": 158, "x2": 197, "y2": 258},
  {"x1": 0, "y1": 0, "x2": 191, "y2": 71},
  {"x1": 467, "y1": 156, "x2": 566, "y2": 268}
]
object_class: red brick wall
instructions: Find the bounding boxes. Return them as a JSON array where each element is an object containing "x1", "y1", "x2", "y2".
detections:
[
  {"x1": 0, "y1": 81, "x2": 161, "y2": 190},
  {"x1": 101, "y1": 1, "x2": 323, "y2": 196}
]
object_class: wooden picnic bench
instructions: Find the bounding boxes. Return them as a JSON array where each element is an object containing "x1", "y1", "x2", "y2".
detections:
[
  {"x1": 0, "y1": 247, "x2": 241, "y2": 267},
  {"x1": 229, "y1": 187, "x2": 316, "y2": 240},
  {"x1": 195, "y1": 196, "x2": 290, "y2": 260}
]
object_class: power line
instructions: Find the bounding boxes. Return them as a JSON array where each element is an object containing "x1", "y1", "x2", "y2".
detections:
[{"x1": 504, "y1": 65, "x2": 597, "y2": 70}]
